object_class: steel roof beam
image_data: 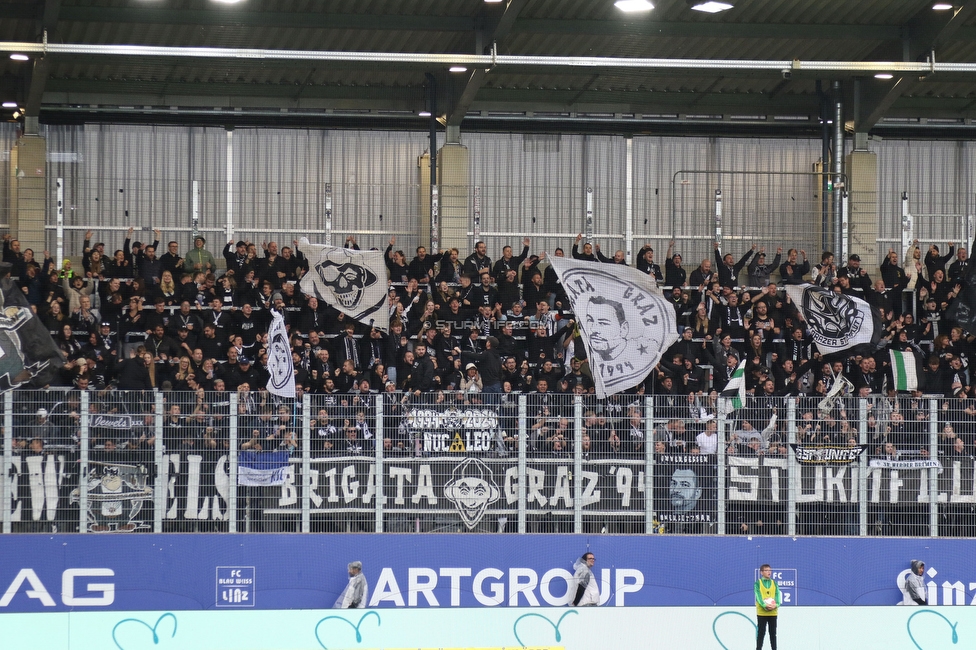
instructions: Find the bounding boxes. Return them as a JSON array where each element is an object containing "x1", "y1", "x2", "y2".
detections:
[{"x1": 447, "y1": 0, "x2": 528, "y2": 127}]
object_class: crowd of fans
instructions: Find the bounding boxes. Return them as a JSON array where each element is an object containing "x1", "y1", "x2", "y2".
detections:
[{"x1": 4, "y1": 228, "x2": 976, "y2": 466}]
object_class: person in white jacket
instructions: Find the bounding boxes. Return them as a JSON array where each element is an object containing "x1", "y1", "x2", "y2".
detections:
[
  {"x1": 334, "y1": 561, "x2": 368, "y2": 609},
  {"x1": 905, "y1": 559, "x2": 927, "y2": 605},
  {"x1": 571, "y1": 553, "x2": 600, "y2": 606}
]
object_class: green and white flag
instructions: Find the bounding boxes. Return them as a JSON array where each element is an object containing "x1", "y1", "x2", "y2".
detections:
[
  {"x1": 720, "y1": 359, "x2": 746, "y2": 412},
  {"x1": 889, "y1": 348, "x2": 918, "y2": 392}
]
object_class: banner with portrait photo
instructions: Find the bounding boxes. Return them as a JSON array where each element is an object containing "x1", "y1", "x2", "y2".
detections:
[
  {"x1": 652, "y1": 453, "x2": 717, "y2": 529},
  {"x1": 547, "y1": 255, "x2": 678, "y2": 398}
]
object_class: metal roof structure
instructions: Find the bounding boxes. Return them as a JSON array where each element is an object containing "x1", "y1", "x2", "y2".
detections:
[{"x1": 2, "y1": 0, "x2": 976, "y2": 135}]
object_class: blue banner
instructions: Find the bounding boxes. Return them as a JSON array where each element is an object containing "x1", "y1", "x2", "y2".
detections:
[
  {"x1": 0, "y1": 534, "x2": 971, "y2": 612},
  {"x1": 238, "y1": 451, "x2": 290, "y2": 486}
]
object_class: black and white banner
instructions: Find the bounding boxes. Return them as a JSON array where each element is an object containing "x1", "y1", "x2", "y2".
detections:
[
  {"x1": 791, "y1": 444, "x2": 866, "y2": 465},
  {"x1": 784, "y1": 283, "x2": 879, "y2": 355},
  {"x1": 266, "y1": 309, "x2": 295, "y2": 398},
  {"x1": 652, "y1": 454, "x2": 717, "y2": 526},
  {"x1": 547, "y1": 255, "x2": 678, "y2": 398},
  {"x1": 404, "y1": 405, "x2": 505, "y2": 455},
  {"x1": 727, "y1": 456, "x2": 973, "y2": 504},
  {"x1": 869, "y1": 458, "x2": 942, "y2": 470},
  {"x1": 298, "y1": 239, "x2": 389, "y2": 331},
  {"x1": 7, "y1": 451, "x2": 76, "y2": 526},
  {"x1": 261, "y1": 457, "x2": 649, "y2": 528},
  {"x1": 0, "y1": 275, "x2": 64, "y2": 391}
]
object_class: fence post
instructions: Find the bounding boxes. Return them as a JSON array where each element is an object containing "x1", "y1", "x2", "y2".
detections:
[
  {"x1": 2, "y1": 391, "x2": 12, "y2": 534},
  {"x1": 78, "y1": 391, "x2": 90, "y2": 534},
  {"x1": 840, "y1": 190, "x2": 850, "y2": 262},
  {"x1": 56, "y1": 177, "x2": 65, "y2": 268},
  {"x1": 573, "y1": 395, "x2": 583, "y2": 534},
  {"x1": 301, "y1": 393, "x2": 311, "y2": 534},
  {"x1": 901, "y1": 191, "x2": 912, "y2": 256},
  {"x1": 374, "y1": 393, "x2": 384, "y2": 533},
  {"x1": 517, "y1": 395, "x2": 526, "y2": 534},
  {"x1": 858, "y1": 398, "x2": 868, "y2": 537},
  {"x1": 714, "y1": 189, "x2": 723, "y2": 245},
  {"x1": 786, "y1": 398, "x2": 797, "y2": 537},
  {"x1": 644, "y1": 396, "x2": 654, "y2": 534},
  {"x1": 228, "y1": 392, "x2": 239, "y2": 533},
  {"x1": 929, "y1": 398, "x2": 939, "y2": 537},
  {"x1": 154, "y1": 392, "x2": 164, "y2": 533},
  {"x1": 717, "y1": 398, "x2": 726, "y2": 535},
  {"x1": 324, "y1": 183, "x2": 333, "y2": 247}
]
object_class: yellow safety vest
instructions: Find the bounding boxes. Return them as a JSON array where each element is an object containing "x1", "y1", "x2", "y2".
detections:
[{"x1": 755, "y1": 578, "x2": 779, "y2": 617}]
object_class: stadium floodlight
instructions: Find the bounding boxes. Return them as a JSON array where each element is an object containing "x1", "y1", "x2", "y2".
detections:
[
  {"x1": 615, "y1": 1, "x2": 654, "y2": 13},
  {"x1": 690, "y1": 1, "x2": 734, "y2": 12}
]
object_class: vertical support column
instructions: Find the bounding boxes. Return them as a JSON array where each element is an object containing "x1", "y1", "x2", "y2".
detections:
[
  {"x1": 301, "y1": 393, "x2": 311, "y2": 534},
  {"x1": 225, "y1": 129, "x2": 234, "y2": 245},
  {"x1": 584, "y1": 187, "x2": 594, "y2": 243},
  {"x1": 430, "y1": 185, "x2": 440, "y2": 253},
  {"x1": 79, "y1": 391, "x2": 90, "y2": 534},
  {"x1": 833, "y1": 81, "x2": 845, "y2": 258},
  {"x1": 644, "y1": 396, "x2": 654, "y2": 534},
  {"x1": 714, "y1": 189, "x2": 723, "y2": 246},
  {"x1": 324, "y1": 183, "x2": 333, "y2": 247},
  {"x1": 374, "y1": 393, "x2": 384, "y2": 533},
  {"x1": 625, "y1": 137, "x2": 634, "y2": 265},
  {"x1": 2, "y1": 391, "x2": 13, "y2": 534},
  {"x1": 573, "y1": 395, "x2": 583, "y2": 534},
  {"x1": 717, "y1": 398, "x2": 727, "y2": 535},
  {"x1": 786, "y1": 398, "x2": 797, "y2": 537},
  {"x1": 154, "y1": 392, "x2": 164, "y2": 533},
  {"x1": 9, "y1": 134, "x2": 47, "y2": 259},
  {"x1": 517, "y1": 395, "x2": 527, "y2": 534},
  {"x1": 228, "y1": 392, "x2": 239, "y2": 533},
  {"x1": 858, "y1": 398, "x2": 868, "y2": 537},
  {"x1": 192, "y1": 180, "x2": 201, "y2": 242},
  {"x1": 55, "y1": 177, "x2": 64, "y2": 269},
  {"x1": 428, "y1": 142, "x2": 467, "y2": 254},
  {"x1": 929, "y1": 398, "x2": 939, "y2": 537}
]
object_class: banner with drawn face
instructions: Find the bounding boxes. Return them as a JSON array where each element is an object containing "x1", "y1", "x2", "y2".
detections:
[{"x1": 298, "y1": 239, "x2": 389, "y2": 332}]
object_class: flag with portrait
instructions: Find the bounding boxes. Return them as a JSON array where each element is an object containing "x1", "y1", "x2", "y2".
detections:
[
  {"x1": 298, "y1": 239, "x2": 389, "y2": 332},
  {"x1": 547, "y1": 254, "x2": 678, "y2": 398}
]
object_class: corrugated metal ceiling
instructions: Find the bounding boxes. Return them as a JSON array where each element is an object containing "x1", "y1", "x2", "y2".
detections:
[{"x1": 3, "y1": 0, "x2": 976, "y2": 131}]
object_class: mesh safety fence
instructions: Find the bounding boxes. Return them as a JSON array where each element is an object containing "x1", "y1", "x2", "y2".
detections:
[{"x1": 2, "y1": 389, "x2": 973, "y2": 537}]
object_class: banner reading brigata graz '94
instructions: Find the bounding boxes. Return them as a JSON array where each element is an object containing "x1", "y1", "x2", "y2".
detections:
[{"x1": 9, "y1": 452, "x2": 975, "y2": 532}]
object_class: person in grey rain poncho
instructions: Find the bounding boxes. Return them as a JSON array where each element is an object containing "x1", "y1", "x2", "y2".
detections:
[
  {"x1": 570, "y1": 552, "x2": 599, "y2": 606},
  {"x1": 334, "y1": 561, "x2": 368, "y2": 609},
  {"x1": 905, "y1": 560, "x2": 927, "y2": 605}
]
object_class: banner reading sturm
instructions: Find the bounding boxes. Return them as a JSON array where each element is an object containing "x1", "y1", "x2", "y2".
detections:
[{"x1": 547, "y1": 255, "x2": 677, "y2": 398}]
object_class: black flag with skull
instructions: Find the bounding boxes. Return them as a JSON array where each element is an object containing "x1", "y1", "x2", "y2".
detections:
[{"x1": 298, "y1": 239, "x2": 390, "y2": 332}]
